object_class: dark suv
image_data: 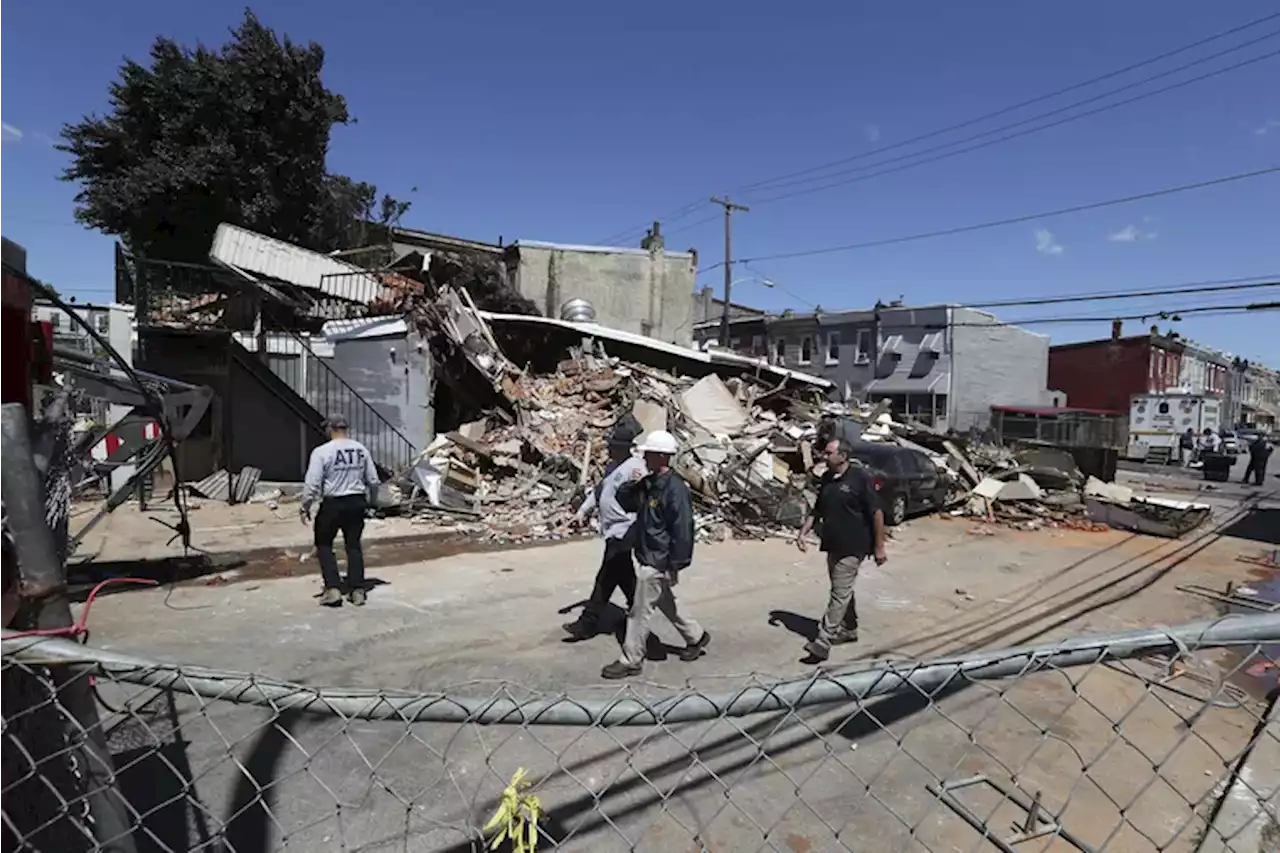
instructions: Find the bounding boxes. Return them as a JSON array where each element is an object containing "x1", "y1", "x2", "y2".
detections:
[{"x1": 847, "y1": 442, "x2": 950, "y2": 525}]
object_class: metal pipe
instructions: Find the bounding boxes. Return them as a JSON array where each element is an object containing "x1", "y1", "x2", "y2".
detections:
[{"x1": 6, "y1": 613, "x2": 1277, "y2": 727}]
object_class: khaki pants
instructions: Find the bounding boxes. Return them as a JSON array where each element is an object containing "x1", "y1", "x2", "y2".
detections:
[
  {"x1": 816, "y1": 554, "x2": 862, "y2": 649},
  {"x1": 620, "y1": 564, "x2": 703, "y2": 666}
]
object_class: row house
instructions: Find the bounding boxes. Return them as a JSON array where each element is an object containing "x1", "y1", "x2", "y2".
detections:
[
  {"x1": 765, "y1": 303, "x2": 1056, "y2": 429},
  {"x1": 1047, "y1": 323, "x2": 1185, "y2": 413},
  {"x1": 1240, "y1": 363, "x2": 1280, "y2": 429},
  {"x1": 1175, "y1": 341, "x2": 1230, "y2": 397}
]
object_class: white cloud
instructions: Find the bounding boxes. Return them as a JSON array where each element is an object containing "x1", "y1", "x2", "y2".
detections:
[
  {"x1": 863, "y1": 123, "x2": 881, "y2": 143},
  {"x1": 1108, "y1": 225, "x2": 1139, "y2": 243},
  {"x1": 31, "y1": 131, "x2": 56, "y2": 146},
  {"x1": 1, "y1": 122, "x2": 22, "y2": 143},
  {"x1": 1108, "y1": 224, "x2": 1157, "y2": 243},
  {"x1": 1033, "y1": 228, "x2": 1064, "y2": 256},
  {"x1": 1255, "y1": 119, "x2": 1280, "y2": 136}
]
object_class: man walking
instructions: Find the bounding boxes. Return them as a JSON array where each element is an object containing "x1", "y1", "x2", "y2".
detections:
[
  {"x1": 562, "y1": 415, "x2": 646, "y2": 641},
  {"x1": 301, "y1": 416, "x2": 380, "y2": 607},
  {"x1": 601, "y1": 430, "x2": 710, "y2": 679},
  {"x1": 1243, "y1": 434, "x2": 1273, "y2": 486},
  {"x1": 794, "y1": 438, "x2": 887, "y2": 663}
]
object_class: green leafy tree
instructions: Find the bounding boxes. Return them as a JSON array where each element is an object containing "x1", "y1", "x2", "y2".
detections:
[{"x1": 59, "y1": 9, "x2": 408, "y2": 262}]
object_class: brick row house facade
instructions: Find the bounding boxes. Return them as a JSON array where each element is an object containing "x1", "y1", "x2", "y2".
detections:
[{"x1": 1047, "y1": 324, "x2": 1190, "y2": 413}]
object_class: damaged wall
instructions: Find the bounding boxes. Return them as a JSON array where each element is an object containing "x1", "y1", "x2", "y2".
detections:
[{"x1": 508, "y1": 241, "x2": 697, "y2": 347}]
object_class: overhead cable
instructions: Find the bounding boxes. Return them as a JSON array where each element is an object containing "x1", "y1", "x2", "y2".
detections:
[
  {"x1": 750, "y1": 46, "x2": 1280, "y2": 204},
  {"x1": 691, "y1": 166, "x2": 1280, "y2": 268},
  {"x1": 592, "y1": 10, "x2": 1280, "y2": 245}
]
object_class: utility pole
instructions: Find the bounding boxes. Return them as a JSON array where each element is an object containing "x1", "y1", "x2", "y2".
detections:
[{"x1": 710, "y1": 196, "x2": 749, "y2": 347}]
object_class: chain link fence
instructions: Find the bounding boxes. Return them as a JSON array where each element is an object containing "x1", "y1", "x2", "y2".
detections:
[{"x1": 3, "y1": 614, "x2": 1278, "y2": 853}]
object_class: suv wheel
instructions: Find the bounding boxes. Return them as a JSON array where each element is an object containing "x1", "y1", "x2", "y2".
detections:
[{"x1": 888, "y1": 494, "x2": 907, "y2": 526}]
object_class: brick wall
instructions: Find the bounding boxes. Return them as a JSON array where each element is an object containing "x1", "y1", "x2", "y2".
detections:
[{"x1": 1049, "y1": 338, "x2": 1151, "y2": 412}]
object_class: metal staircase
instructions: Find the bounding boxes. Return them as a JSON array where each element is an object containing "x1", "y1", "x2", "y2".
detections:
[
  {"x1": 251, "y1": 327, "x2": 417, "y2": 475},
  {"x1": 120, "y1": 248, "x2": 418, "y2": 477}
]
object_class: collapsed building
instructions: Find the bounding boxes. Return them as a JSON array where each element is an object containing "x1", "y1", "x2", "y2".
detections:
[{"x1": 43, "y1": 222, "x2": 1202, "y2": 551}]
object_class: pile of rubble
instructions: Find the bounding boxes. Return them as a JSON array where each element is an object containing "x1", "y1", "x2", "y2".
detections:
[
  {"x1": 385, "y1": 298, "x2": 835, "y2": 542},
  {"x1": 374, "y1": 285, "x2": 1201, "y2": 543}
]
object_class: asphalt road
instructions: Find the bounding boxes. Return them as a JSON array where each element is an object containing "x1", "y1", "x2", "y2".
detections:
[{"x1": 71, "y1": 482, "x2": 1278, "y2": 853}]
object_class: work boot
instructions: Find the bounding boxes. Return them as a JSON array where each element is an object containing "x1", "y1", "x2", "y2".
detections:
[
  {"x1": 679, "y1": 631, "x2": 712, "y2": 662},
  {"x1": 349, "y1": 588, "x2": 366, "y2": 607},
  {"x1": 319, "y1": 588, "x2": 343, "y2": 607},
  {"x1": 803, "y1": 640, "x2": 830, "y2": 662},
  {"x1": 831, "y1": 630, "x2": 858, "y2": 646},
  {"x1": 601, "y1": 661, "x2": 642, "y2": 680}
]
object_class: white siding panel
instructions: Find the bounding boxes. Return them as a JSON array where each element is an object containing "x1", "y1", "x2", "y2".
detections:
[{"x1": 210, "y1": 223, "x2": 381, "y2": 304}]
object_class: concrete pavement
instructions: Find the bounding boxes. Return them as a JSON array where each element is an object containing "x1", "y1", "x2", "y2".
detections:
[{"x1": 75, "y1": 474, "x2": 1280, "y2": 853}]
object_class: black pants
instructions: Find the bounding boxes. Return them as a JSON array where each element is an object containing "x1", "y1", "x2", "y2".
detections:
[
  {"x1": 581, "y1": 537, "x2": 636, "y2": 627},
  {"x1": 1244, "y1": 457, "x2": 1269, "y2": 485},
  {"x1": 315, "y1": 495, "x2": 367, "y2": 591}
]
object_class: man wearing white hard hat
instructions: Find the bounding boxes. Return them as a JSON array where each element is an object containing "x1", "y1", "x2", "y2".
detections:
[{"x1": 601, "y1": 429, "x2": 710, "y2": 679}]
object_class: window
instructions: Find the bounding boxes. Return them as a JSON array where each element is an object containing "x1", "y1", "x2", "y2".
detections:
[
  {"x1": 773, "y1": 338, "x2": 786, "y2": 364},
  {"x1": 49, "y1": 313, "x2": 61, "y2": 329},
  {"x1": 826, "y1": 332, "x2": 840, "y2": 365},
  {"x1": 95, "y1": 313, "x2": 111, "y2": 334},
  {"x1": 854, "y1": 329, "x2": 871, "y2": 364},
  {"x1": 799, "y1": 336, "x2": 813, "y2": 365}
]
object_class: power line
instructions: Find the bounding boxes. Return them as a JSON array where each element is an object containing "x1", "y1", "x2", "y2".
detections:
[
  {"x1": 702, "y1": 166, "x2": 1280, "y2": 267},
  {"x1": 589, "y1": 10, "x2": 1280, "y2": 245},
  {"x1": 869, "y1": 301, "x2": 1277, "y2": 330},
  {"x1": 738, "y1": 14, "x2": 1280, "y2": 193},
  {"x1": 961, "y1": 278, "x2": 1279, "y2": 310},
  {"x1": 748, "y1": 45, "x2": 1280, "y2": 204}
]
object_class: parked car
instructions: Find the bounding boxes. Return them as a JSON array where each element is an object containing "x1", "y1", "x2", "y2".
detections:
[
  {"x1": 1233, "y1": 427, "x2": 1264, "y2": 448},
  {"x1": 846, "y1": 442, "x2": 949, "y2": 525},
  {"x1": 1219, "y1": 431, "x2": 1242, "y2": 454}
]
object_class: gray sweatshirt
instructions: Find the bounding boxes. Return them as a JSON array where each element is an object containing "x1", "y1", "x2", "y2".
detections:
[
  {"x1": 576, "y1": 456, "x2": 647, "y2": 541},
  {"x1": 301, "y1": 438, "x2": 380, "y2": 510}
]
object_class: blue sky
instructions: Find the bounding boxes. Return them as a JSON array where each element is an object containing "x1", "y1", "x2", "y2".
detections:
[{"x1": 3, "y1": 1, "x2": 1278, "y2": 361}]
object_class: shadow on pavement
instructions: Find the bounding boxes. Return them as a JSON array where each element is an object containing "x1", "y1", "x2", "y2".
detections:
[
  {"x1": 768, "y1": 609, "x2": 819, "y2": 640},
  {"x1": 1219, "y1": 507, "x2": 1280, "y2": 545}
]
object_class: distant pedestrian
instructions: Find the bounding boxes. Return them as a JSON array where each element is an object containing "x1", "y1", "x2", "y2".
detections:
[
  {"x1": 301, "y1": 416, "x2": 380, "y2": 607},
  {"x1": 562, "y1": 414, "x2": 646, "y2": 641},
  {"x1": 794, "y1": 438, "x2": 887, "y2": 663},
  {"x1": 1178, "y1": 428, "x2": 1195, "y2": 467},
  {"x1": 1243, "y1": 434, "x2": 1272, "y2": 486},
  {"x1": 1199, "y1": 428, "x2": 1222, "y2": 456},
  {"x1": 601, "y1": 430, "x2": 710, "y2": 680}
]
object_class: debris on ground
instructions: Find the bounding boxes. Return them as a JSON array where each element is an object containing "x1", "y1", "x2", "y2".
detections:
[
  {"x1": 363, "y1": 285, "x2": 1171, "y2": 542},
  {"x1": 1081, "y1": 476, "x2": 1212, "y2": 538}
]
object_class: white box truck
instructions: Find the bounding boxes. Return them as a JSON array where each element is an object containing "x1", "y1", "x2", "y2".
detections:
[{"x1": 1127, "y1": 393, "x2": 1222, "y2": 463}]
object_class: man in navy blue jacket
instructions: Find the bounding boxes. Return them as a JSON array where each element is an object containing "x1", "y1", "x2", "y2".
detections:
[{"x1": 601, "y1": 430, "x2": 710, "y2": 679}]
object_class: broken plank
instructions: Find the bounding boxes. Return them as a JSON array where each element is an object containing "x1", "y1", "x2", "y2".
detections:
[{"x1": 943, "y1": 440, "x2": 982, "y2": 487}]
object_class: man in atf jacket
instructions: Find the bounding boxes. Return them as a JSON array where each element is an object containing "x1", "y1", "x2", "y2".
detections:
[{"x1": 600, "y1": 429, "x2": 710, "y2": 679}]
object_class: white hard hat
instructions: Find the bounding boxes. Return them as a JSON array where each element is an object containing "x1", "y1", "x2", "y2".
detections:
[{"x1": 635, "y1": 429, "x2": 679, "y2": 455}]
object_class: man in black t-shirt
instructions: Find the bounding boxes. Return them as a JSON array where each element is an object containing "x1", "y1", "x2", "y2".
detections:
[{"x1": 795, "y1": 438, "x2": 887, "y2": 662}]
